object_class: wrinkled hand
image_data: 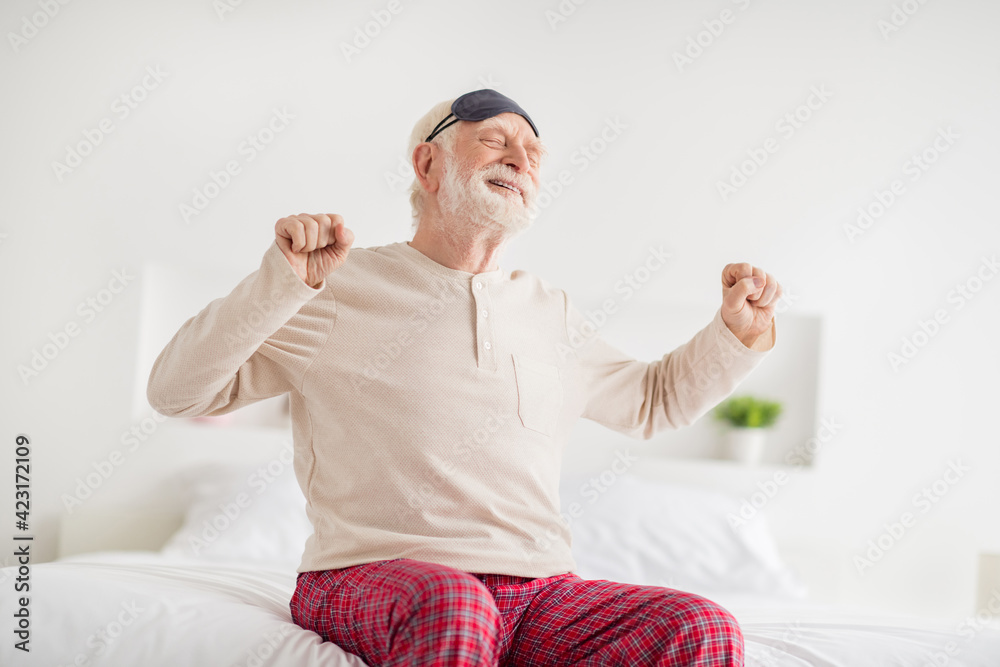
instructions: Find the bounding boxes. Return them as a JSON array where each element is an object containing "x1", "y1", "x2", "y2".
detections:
[
  {"x1": 720, "y1": 262, "x2": 781, "y2": 348},
  {"x1": 275, "y1": 213, "x2": 355, "y2": 288}
]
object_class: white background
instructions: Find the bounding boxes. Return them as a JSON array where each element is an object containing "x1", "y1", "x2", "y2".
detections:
[{"x1": 1, "y1": 0, "x2": 998, "y2": 619}]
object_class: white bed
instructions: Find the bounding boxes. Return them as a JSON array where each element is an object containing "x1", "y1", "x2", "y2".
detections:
[
  {"x1": 4, "y1": 449, "x2": 1000, "y2": 667},
  {"x1": 6, "y1": 550, "x2": 1000, "y2": 667}
]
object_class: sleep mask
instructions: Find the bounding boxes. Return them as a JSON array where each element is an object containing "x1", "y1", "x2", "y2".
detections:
[{"x1": 425, "y1": 89, "x2": 539, "y2": 142}]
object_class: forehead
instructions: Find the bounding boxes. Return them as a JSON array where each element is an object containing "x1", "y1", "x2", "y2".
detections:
[{"x1": 464, "y1": 113, "x2": 542, "y2": 150}]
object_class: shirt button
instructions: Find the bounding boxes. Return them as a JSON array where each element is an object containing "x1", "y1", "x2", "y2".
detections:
[
  {"x1": 475, "y1": 281, "x2": 483, "y2": 290},
  {"x1": 481, "y1": 310, "x2": 489, "y2": 318},
  {"x1": 484, "y1": 341, "x2": 492, "y2": 350}
]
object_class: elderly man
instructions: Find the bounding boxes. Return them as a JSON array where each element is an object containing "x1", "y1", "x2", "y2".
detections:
[{"x1": 147, "y1": 89, "x2": 780, "y2": 667}]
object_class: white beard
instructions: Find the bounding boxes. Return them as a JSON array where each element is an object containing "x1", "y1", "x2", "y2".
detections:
[{"x1": 437, "y1": 154, "x2": 538, "y2": 238}]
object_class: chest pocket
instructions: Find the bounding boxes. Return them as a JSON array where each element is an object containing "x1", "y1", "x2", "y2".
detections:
[{"x1": 512, "y1": 354, "x2": 563, "y2": 437}]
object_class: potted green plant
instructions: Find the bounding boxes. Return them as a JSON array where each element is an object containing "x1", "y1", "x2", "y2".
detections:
[{"x1": 713, "y1": 395, "x2": 783, "y2": 464}]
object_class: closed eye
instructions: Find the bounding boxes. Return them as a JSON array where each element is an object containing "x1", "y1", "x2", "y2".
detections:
[{"x1": 481, "y1": 135, "x2": 542, "y2": 169}]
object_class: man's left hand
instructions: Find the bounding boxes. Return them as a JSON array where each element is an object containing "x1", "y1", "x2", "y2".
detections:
[{"x1": 720, "y1": 263, "x2": 782, "y2": 349}]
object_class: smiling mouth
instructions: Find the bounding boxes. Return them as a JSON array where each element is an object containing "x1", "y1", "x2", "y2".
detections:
[{"x1": 487, "y1": 179, "x2": 522, "y2": 197}]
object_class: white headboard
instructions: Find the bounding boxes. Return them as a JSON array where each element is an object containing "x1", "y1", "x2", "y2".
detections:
[
  {"x1": 564, "y1": 300, "x2": 823, "y2": 468},
  {"x1": 60, "y1": 256, "x2": 296, "y2": 559},
  {"x1": 57, "y1": 420, "x2": 294, "y2": 558}
]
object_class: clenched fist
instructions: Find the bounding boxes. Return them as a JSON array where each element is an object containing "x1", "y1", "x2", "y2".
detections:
[
  {"x1": 275, "y1": 213, "x2": 355, "y2": 289},
  {"x1": 720, "y1": 262, "x2": 781, "y2": 349}
]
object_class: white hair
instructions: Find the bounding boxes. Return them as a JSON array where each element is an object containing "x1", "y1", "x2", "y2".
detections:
[{"x1": 407, "y1": 97, "x2": 458, "y2": 231}]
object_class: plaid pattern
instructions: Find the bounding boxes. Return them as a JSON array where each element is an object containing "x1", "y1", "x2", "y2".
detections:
[{"x1": 290, "y1": 558, "x2": 743, "y2": 666}]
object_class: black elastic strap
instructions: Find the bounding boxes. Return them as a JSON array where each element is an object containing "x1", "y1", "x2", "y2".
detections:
[{"x1": 426, "y1": 114, "x2": 460, "y2": 142}]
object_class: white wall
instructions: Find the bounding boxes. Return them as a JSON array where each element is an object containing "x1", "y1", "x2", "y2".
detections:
[{"x1": 1, "y1": 0, "x2": 998, "y2": 620}]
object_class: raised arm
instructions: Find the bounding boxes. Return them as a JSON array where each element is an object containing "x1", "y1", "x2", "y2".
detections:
[
  {"x1": 146, "y1": 214, "x2": 354, "y2": 417},
  {"x1": 573, "y1": 261, "x2": 780, "y2": 438}
]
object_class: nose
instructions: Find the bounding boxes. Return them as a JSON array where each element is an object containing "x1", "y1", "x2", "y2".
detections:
[{"x1": 503, "y1": 144, "x2": 532, "y2": 176}]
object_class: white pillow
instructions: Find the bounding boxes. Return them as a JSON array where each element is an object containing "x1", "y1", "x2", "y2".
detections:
[
  {"x1": 160, "y1": 459, "x2": 313, "y2": 570},
  {"x1": 558, "y1": 472, "x2": 806, "y2": 599},
  {"x1": 160, "y1": 459, "x2": 804, "y2": 599}
]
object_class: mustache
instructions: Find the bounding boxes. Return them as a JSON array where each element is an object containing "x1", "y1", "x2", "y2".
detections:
[{"x1": 475, "y1": 163, "x2": 536, "y2": 199}]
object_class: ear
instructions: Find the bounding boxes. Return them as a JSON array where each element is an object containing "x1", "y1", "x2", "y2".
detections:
[{"x1": 412, "y1": 142, "x2": 443, "y2": 195}]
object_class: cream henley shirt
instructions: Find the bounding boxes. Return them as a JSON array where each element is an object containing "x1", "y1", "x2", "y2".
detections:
[{"x1": 147, "y1": 239, "x2": 775, "y2": 578}]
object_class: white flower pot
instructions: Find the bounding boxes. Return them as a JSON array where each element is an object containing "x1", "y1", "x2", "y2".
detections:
[{"x1": 723, "y1": 428, "x2": 767, "y2": 465}]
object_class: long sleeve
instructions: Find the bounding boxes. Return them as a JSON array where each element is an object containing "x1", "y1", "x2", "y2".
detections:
[
  {"x1": 146, "y1": 241, "x2": 334, "y2": 418},
  {"x1": 568, "y1": 296, "x2": 775, "y2": 439}
]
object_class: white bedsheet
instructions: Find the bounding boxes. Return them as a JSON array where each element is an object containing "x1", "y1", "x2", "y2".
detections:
[
  {"x1": 2, "y1": 551, "x2": 999, "y2": 666},
  {"x1": 722, "y1": 593, "x2": 1000, "y2": 666},
  {"x1": 2, "y1": 551, "x2": 366, "y2": 667}
]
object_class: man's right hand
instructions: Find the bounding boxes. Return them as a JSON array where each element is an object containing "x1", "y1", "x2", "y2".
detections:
[{"x1": 275, "y1": 213, "x2": 355, "y2": 288}]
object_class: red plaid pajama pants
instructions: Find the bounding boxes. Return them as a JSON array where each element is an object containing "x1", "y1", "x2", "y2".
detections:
[{"x1": 289, "y1": 558, "x2": 743, "y2": 666}]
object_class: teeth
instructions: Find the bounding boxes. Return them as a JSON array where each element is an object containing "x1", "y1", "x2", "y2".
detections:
[{"x1": 489, "y1": 179, "x2": 521, "y2": 195}]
